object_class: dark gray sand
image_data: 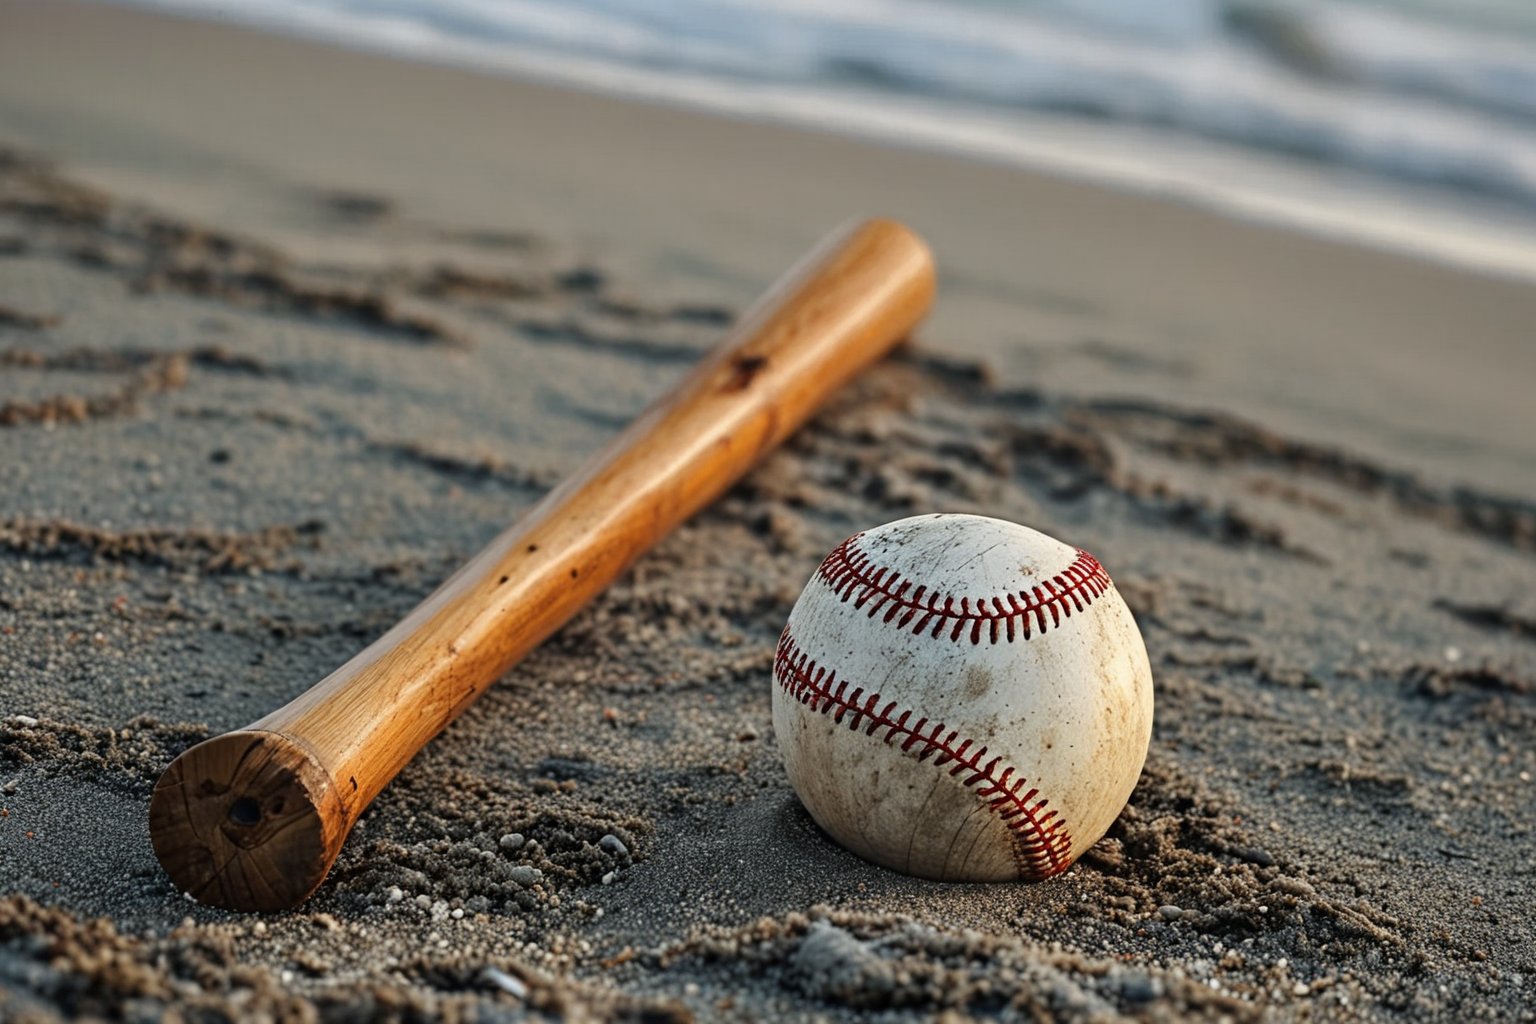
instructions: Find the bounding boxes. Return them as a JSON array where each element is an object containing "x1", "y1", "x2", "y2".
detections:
[{"x1": 3, "y1": 6, "x2": 1536, "y2": 1023}]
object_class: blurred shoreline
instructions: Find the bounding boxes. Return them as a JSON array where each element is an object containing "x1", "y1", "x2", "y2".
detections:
[
  {"x1": 101, "y1": 0, "x2": 1536, "y2": 284},
  {"x1": 2, "y1": 0, "x2": 1534, "y2": 500}
]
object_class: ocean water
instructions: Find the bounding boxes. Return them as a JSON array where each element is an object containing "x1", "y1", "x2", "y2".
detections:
[{"x1": 113, "y1": 0, "x2": 1536, "y2": 280}]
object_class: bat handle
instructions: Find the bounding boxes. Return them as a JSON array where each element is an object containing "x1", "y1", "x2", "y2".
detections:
[{"x1": 148, "y1": 219, "x2": 935, "y2": 910}]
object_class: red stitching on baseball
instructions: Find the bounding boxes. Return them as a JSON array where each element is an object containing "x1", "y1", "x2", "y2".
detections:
[
  {"x1": 775, "y1": 629, "x2": 1073, "y2": 880},
  {"x1": 817, "y1": 535, "x2": 1112, "y2": 645}
]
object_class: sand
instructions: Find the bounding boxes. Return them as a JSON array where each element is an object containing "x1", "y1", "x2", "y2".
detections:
[{"x1": 1, "y1": 2, "x2": 1534, "y2": 1020}]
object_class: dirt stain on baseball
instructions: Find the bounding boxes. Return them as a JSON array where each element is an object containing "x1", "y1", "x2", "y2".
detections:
[{"x1": 963, "y1": 664, "x2": 994, "y2": 697}]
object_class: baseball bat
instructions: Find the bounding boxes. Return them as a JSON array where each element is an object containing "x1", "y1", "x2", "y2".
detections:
[{"x1": 149, "y1": 218, "x2": 935, "y2": 911}]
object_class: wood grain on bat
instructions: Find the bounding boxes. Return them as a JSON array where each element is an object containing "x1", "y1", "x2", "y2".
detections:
[{"x1": 149, "y1": 218, "x2": 936, "y2": 911}]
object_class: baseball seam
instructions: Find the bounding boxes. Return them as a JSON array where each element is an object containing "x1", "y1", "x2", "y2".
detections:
[
  {"x1": 818, "y1": 535, "x2": 1112, "y2": 644},
  {"x1": 775, "y1": 630, "x2": 1073, "y2": 881}
]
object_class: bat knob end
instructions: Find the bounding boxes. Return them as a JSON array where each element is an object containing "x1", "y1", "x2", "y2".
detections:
[{"x1": 149, "y1": 730, "x2": 349, "y2": 912}]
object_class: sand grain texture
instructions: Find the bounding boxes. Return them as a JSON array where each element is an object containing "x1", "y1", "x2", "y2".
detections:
[{"x1": 2, "y1": 4, "x2": 1535, "y2": 1021}]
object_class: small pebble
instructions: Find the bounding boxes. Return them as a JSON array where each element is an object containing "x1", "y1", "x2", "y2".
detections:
[
  {"x1": 10, "y1": 715, "x2": 38, "y2": 728},
  {"x1": 508, "y1": 865, "x2": 542, "y2": 886},
  {"x1": 601, "y1": 871, "x2": 617, "y2": 886},
  {"x1": 499, "y1": 833, "x2": 525, "y2": 851},
  {"x1": 599, "y1": 834, "x2": 628, "y2": 857},
  {"x1": 1157, "y1": 905, "x2": 1183, "y2": 921},
  {"x1": 1235, "y1": 845, "x2": 1275, "y2": 867},
  {"x1": 481, "y1": 966, "x2": 527, "y2": 999},
  {"x1": 451, "y1": 908, "x2": 464, "y2": 920},
  {"x1": 1120, "y1": 974, "x2": 1160, "y2": 1003},
  {"x1": 386, "y1": 886, "x2": 404, "y2": 904},
  {"x1": 1, "y1": 780, "x2": 16, "y2": 795},
  {"x1": 252, "y1": 921, "x2": 267, "y2": 936},
  {"x1": 415, "y1": 894, "x2": 432, "y2": 908}
]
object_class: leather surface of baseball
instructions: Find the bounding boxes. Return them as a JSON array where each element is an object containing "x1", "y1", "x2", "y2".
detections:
[{"x1": 773, "y1": 513, "x2": 1154, "y2": 882}]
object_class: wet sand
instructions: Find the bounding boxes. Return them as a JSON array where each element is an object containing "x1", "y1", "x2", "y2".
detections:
[{"x1": 2, "y1": 2, "x2": 1534, "y2": 1020}]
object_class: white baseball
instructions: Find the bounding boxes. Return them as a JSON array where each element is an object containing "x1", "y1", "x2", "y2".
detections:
[{"x1": 772, "y1": 513, "x2": 1153, "y2": 882}]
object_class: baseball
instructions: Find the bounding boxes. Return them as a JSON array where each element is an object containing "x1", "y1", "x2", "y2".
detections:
[{"x1": 772, "y1": 513, "x2": 1153, "y2": 882}]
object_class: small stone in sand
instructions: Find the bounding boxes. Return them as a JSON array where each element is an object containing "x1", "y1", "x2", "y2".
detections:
[
  {"x1": 1119, "y1": 972, "x2": 1161, "y2": 1003},
  {"x1": 481, "y1": 966, "x2": 527, "y2": 999},
  {"x1": 508, "y1": 866, "x2": 542, "y2": 886},
  {"x1": 499, "y1": 833, "x2": 525, "y2": 851},
  {"x1": 599, "y1": 834, "x2": 628, "y2": 857},
  {"x1": 791, "y1": 920, "x2": 894, "y2": 1006}
]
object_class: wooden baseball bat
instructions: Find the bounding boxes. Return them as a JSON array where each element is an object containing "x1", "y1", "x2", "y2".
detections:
[{"x1": 148, "y1": 219, "x2": 935, "y2": 912}]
